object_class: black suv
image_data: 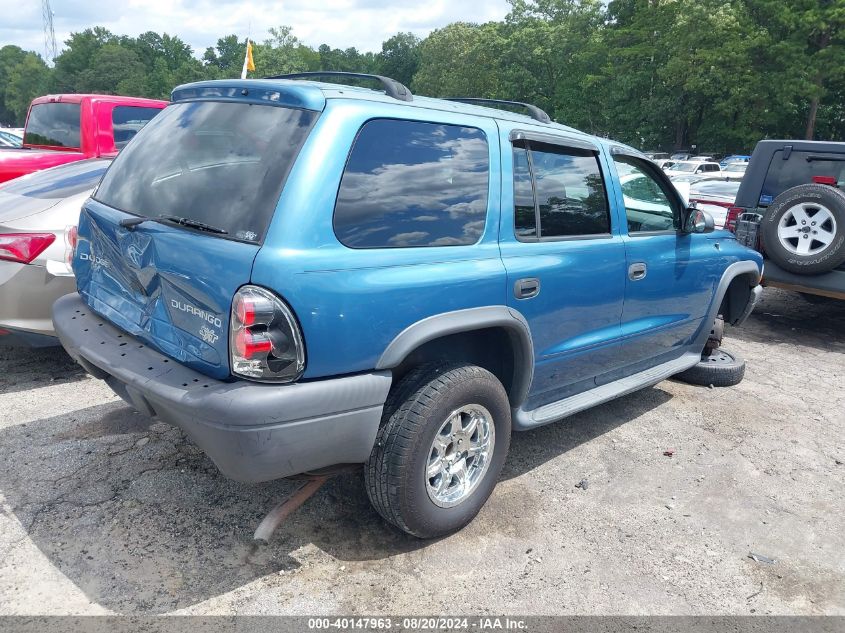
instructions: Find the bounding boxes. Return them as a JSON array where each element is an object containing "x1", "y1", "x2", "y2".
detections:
[{"x1": 729, "y1": 140, "x2": 845, "y2": 301}]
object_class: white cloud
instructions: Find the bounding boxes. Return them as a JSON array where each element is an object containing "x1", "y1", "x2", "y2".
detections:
[{"x1": 0, "y1": 0, "x2": 511, "y2": 60}]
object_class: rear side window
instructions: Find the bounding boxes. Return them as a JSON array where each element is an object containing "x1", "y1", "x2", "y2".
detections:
[
  {"x1": 24, "y1": 103, "x2": 81, "y2": 148},
  {"x1": 761, "y1": 151, "x2": 845, "y2": 204},
  {"x1": 512, "y1": 141, "x2": 610, "y2": 239},
  {"x1": 112, "y1": 106, "x2": 161, "y2": 150},
  {"x1": 93, "y1": 101, "x2": 317, "y2": 243},
  {"x1": 333, "y1": 119, "x2": 489, "y2": 248}
]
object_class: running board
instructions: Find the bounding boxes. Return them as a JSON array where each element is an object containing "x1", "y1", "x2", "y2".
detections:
[{"x1": 512, "y1": 352, "x2": 700, "y2": 431}]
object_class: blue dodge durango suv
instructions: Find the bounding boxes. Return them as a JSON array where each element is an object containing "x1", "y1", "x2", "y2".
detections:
[{"x1": 53, "y1": 72, "x2": 763, "y2": 537}]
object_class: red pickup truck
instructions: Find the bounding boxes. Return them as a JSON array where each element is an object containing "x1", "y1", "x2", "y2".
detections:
[{"x1": 0, "y1": 94, "x2": 167, "y2": 184}]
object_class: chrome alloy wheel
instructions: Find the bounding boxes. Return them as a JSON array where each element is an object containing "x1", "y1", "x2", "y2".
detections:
[
  {"x1": 778, "y1": 202, "x2": 838, "y2": 256},
  {"x1": 425, "y1": 405, "x2": 495, "y2": 508}
]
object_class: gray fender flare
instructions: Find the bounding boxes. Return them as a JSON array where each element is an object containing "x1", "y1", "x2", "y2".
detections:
[
  {"x1": 375, "y1": 306, "x2": 535, "y2": 407},
  {"x1": 693, "y1": 260, "x2": 762, "y2": 348}
]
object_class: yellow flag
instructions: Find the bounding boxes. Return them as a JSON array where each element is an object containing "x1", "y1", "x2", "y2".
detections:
[{"x1": 246, "y1": 40, "x2": 255, "y2": 72}]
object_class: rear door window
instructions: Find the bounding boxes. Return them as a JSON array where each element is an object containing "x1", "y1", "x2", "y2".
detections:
[
  {"x1": 93, "y1": 101, "x2": 317, "y2": 243},
  {"x1": 112, "y1": 106, "x2": 161, "y2": 149},
  {"x1": 23, "y1": 103, "x2": 81, "y2": 148},
  {"x1": 761, "y1": 150, "x2": 845, "y2": 204},
  {"x1": 333, "y1": 119, "x2": 490, "y2": 248},
  {"x1": 512, "y1": 141, "x2": 610, "y2": 239}
]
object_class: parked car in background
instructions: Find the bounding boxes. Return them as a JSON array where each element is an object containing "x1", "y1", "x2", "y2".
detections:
[
  {"x1": 721, "y1": 162, "x2": 747, "y2": 177},
  {"x1": 0, "y1": 94, "x2": 166, "y2": 184},
  {"x1": 671, "y1": 151, "x2": 694, "y2": 161},
  {"x1": 0, "y1": 159, "x2": 110, "y2": 346},
  {"x1": 688, "y1": 179, "x2": 741, "y2": 229},
  {"x1": 644, "y1": 151, "x2": 670, "y2": 161},
  {"x1": 54, "y1": 72, "x2": 763, "y2": 538},
  {"x1": 689, "y1": 155, "x2": 716, "y2": 163},
  {"x1": 720, "y1": 154, "x2": 750, "y2": 167},
  {"x1": 728, "y1": 140, "x2": 845, "y2": 301},
  {"x1": 665, "y1": 160, "x2": 722, "y2": 179},
  {"x1": 0, "y1": 129, "x2": 23, "y2": 148}
]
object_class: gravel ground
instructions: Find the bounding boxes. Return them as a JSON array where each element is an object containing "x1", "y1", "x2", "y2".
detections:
[{"x1": 0, "y1": 288, "x2": 842, "y2": 616}]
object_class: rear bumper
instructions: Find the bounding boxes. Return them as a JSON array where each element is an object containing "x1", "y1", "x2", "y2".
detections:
[
  {"x1": 761, "y1": 260, "x2": 845, "y2": 300},
  {"x1": 0, "y1": 260, "x2": 75, "y2": 339},
  {"x1": 53, "y1": 293, "x2": 392, "y2": 482}
]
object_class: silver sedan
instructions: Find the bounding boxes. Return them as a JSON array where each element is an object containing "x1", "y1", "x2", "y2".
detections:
[{"x1": 0, "y1": 159, "x2": 110, "y2": 346}]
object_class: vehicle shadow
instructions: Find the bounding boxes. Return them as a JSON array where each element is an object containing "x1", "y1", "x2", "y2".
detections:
[
  {"x1": 0, "y1": 343, "x2": 86, "y2": 396},
  {"x1": 0, "y1": 380, "x2": 672, "y2": 613},
  {"x1": 729, "y1": 287, "x2": 845, "y2": 353}
]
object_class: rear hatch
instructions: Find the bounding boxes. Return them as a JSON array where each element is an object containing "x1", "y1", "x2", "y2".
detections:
[{"x1": 73, "y1": 86, "x2": 320, "y2": 379}]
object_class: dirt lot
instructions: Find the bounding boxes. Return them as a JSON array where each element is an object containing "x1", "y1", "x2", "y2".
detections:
[{"x1": 0, "y1": 288, "x2": 842, "y2": 615}]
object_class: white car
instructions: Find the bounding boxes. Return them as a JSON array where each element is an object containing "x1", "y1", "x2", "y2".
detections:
[
  {"x1": 687, "y1": 179, "x2": 741, "y2": 229},
  {"x1": 665, "y1": 160, "x2": 722, "y2": 179}
]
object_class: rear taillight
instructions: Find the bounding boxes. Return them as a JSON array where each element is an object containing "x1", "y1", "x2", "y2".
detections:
[
  {"x1": 230, "y1": 285, "x2": 305, "y2": 382},
  {"x1": 65, "y1": 225, "x2": 78, "y2": 268},
  {"x1": 725, "y1": 207, "x2": 743, "y2": 232},
  {"x1": 0, "y1": 233, "x2": 56, "y2": 264},
  {"x1": 812, "y1": 176, "x2": 837, "y2": 186}
]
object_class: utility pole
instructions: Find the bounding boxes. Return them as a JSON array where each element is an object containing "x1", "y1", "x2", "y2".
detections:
[{"x1": 42, "y1": 0, "x2": 58, "y2": 65}]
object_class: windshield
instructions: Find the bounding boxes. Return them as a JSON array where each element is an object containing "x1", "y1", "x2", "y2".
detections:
[
  {"x1": 691, "y1": 180, "x2": 740, "y2": 198},
  {"x1": 2, "y1": 159, "x2": 110, "y2": 199},
  {"x1": 24, "y1": 103, "x2": 81, "y2": 148},
  {"x1": 93, "y1": 101, "x2": 318, "y2": 243},
  {"x1": 673, "y1": 162, "x2": 698, "y2": 173}
]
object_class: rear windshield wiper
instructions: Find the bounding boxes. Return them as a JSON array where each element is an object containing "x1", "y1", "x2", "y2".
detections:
[
  {"x1": 157, "y1": 215, "x2": 228, "y2": 234},
  {"x1": 119, "y1": 214, "x2": 228, "y2": 235}
]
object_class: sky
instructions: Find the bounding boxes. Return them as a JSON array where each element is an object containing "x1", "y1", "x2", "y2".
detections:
[{"x1": 0, "y1": 0, "x2": 512, "y2": 60}]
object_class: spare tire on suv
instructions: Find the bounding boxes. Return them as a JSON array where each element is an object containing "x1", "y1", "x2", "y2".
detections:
[{"x1": 760, "y1": 183, "x2": 845, "y2": 275}]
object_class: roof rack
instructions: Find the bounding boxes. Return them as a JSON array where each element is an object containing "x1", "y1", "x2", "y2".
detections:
[
  {"x1": 266, "y1": 71, "x2": 413, "y2": 102},
  {"x1": 443, "y1": 98, "x2": 551, "y2": 124}
]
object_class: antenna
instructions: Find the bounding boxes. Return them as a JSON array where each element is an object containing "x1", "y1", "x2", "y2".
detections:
[{"x1": 41, "y1": 0, "x2": 58, "y2": 65}]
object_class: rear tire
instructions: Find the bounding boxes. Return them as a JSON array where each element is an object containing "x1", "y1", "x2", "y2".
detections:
[
  {"x1": 761, "y1": 184, "x2": 845, "y2": 275},
  {"x1": 365, "y1": 363, "x2": 511, "y2": 538},
  {"x1": 675, "y1": 348, "x2": 746, "y2": 387}
]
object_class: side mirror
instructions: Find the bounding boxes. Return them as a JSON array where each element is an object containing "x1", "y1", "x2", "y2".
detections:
[{"x1": 684, "y1": 207, "x2": 715, "y2": 234}]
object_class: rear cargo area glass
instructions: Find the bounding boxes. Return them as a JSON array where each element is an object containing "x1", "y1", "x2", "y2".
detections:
[
  {"x1": 93, "y1": 101, "x2": 317, "y2": 243},
  {"x1": 24, "y1": 103, "x2": 81, "y2": 147}
]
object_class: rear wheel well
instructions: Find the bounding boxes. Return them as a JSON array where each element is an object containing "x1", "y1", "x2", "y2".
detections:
[
  {"x1": 391, "y1": 328, "x2": 519, "y2": 405},
  {"x1": 719, "y1": 273, "x2": 758, "y2": 325}
]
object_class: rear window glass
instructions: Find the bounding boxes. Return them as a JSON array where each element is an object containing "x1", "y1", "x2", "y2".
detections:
[
  {"x1": 93, "y1": 101, "x2": 317, "y2": 243},
  {"x1": 3, "y1": 159, "x2": 110, "y2": 199},
  {"x1": 24, "y1": 103, "x2": 81, "y2": 148},
  {"x1": 333, "y1": 119, "x2": 489, "y2": 248},
  {"x1": 112, "y1": 106, "x2": 161, "y2": 150},
  {"x1": 761, "y1": 150, "x2": 845, "y2": 204}
]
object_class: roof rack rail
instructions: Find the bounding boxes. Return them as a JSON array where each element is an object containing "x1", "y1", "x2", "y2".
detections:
[
  {"x1": 443, "y1": 98, "x2": 551, "y2": 124},
  {"x1": 267, "y1": 71, "x2": 413, "y2": 102}
]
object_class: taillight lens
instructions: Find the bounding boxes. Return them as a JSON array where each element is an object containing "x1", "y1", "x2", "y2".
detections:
[
  {"x1": 230, "y1": 285, "x2": 305, "y2": 382},
  {"x1": 725, "y1": 207, "x2": 743, "y2": 232},
  {"x1": 812, "y1": 176, "x2": 837, "y2": 186},
  {"x1": 65, "y1": 225, "x2": 78, "y2": 268},
  {"x1": 0, "y1": 233, "x2": 56, "y2": 264}
]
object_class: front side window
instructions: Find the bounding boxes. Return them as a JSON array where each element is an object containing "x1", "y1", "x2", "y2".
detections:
[
  {"x1": 112, "y1": 106, "x2": 161, "y2": 150},
  {"x1": 24, "y1": 103, "x2": 81, "y2": 148},
  {"x1": 614, "y1": 155, "x2": 681, "y2": 233},
  {"x1": 512, "y1": 141, "x2": 610, "y2": 239},
  {"x1": 94, "y1": 101, "x2": 317, "y2": 243},
  {"x1": 333, "y1": 119, "x2": 489, "y2": 248}
]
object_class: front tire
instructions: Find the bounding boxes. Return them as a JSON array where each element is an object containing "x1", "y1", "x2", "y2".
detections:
[
  {"x1": 675, "y1": 348, "x2": 746, "y2": 387},
  {"x1": 365, "y1": 363, "x2": 511, "y2": 538}
]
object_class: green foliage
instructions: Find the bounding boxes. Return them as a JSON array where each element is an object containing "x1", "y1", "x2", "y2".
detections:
[{"x1": 1, "y1": 7, "x2": 843, "y2": 148}]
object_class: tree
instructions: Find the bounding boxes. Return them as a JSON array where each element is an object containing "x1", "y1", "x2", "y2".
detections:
[
  {"x1": 74, "y1": 44, "x2": 147, "y2": 95},
  {"x1": 202, "y1": 35, "x2": 245, "y2": 77},
  {"x1": 0, "y1": 45, "x2": 28, "y2": 124},
  {"x1": 378, "y1": 32, "x2": 421, "y2": 87},
  {"x1": 5, "y1": 53, "x2": 50, "y2": 123},
  {"x1": 51, "y1": 27, "x2": 117, "y2": 92},
  {"x1": 413, "y1": 23, "x2": 506, "y2": 98}
]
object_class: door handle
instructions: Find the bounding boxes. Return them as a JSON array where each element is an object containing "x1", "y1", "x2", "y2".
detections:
[
  {"x1": 628, "y1": 262, "x2": 647, "y2": 281},
  {"x1": 514, "y1": 277, "x2": 540, "y2": 299}
]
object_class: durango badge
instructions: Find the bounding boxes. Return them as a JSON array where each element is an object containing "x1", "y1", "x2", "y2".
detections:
[{"x1": 170, "y1": 299, "x2": 223, "y2": 329}]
